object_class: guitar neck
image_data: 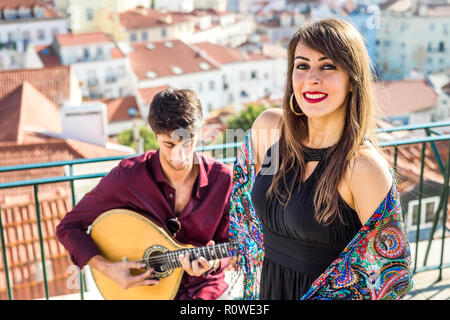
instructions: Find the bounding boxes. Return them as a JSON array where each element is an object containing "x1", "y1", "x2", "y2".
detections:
[{"x1": 146, "y1": 242, "x2": 231, "y2": 271}]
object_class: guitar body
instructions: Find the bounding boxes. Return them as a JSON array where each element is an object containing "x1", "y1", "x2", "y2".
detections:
[{"x1": 89, "y1": 208, "x2": 192, "y2": 300}]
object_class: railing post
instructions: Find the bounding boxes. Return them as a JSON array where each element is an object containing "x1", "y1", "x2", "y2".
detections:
[
  {"x1": 0, "y1": 204, "x2": 13, "y2": 300},
  {"x1": 69, "y1": 164, "x2": 84, "y2": 300},
  {"x1": 438, "y1": 142, "x2": 450, "y2": 281},
  {"x1": 414, "y1": 142, "x2": 426, "y2": 273},
  {"x1": 33, "y1": 185, "x2": 50, "y2": 300}
]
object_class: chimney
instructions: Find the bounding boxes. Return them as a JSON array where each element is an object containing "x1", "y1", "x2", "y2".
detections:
[{"x1": 61, "y1": 102, "x2": 109, "y2": 146}]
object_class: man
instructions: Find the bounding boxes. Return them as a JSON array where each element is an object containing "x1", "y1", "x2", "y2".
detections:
[{"x1": 56, "y1": 88, "x2": 233, "y2": 300}]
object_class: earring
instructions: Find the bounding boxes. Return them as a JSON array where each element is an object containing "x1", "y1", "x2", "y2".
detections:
[{"x1": 290, "y1": 93, "x2": 304, "y2": 116}]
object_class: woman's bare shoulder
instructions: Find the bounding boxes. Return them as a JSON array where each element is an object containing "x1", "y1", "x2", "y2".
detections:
[
  {"x1": 251, "y1": 108, "x2": 283, "y2": 169},
  {"x1": 347, "y1": 142, "x2": 393, "y2": 224}
]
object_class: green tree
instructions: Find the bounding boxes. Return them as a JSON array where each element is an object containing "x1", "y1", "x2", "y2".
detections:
[
  {"x1": 227, "y1": 103, "x2": 268, "y2": 131},
  {"x1": 118, "y1": 125, "x2": 159, "y2": 152},
  {"x1": 212, "y1": 103, "x2": 272, "y2": 158}
]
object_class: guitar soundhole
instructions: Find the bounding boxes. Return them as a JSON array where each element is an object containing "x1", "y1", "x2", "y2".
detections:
[{"x1": 143, "y1": 245, "x2": 173, "y2": 279}]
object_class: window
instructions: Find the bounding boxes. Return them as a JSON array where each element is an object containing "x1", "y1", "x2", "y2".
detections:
[
  {"x1": 208, "y1": 80, "x2": 215, "y2": 91},
  {"x1": 438, "y1": 42, "x2": 445, "y2": 52},
  {"x1": 83, "y1": 47, "x2": 90, "y2": 60},
  {"x1": 86, "y1": 8, "x2": 94, "y2": 21},
  {"x1": 130, "y1": 33, "x2": 137, "y2": 42},
  {"x1": 141, "y1": 31, "x2": 148, "y2": 41},
  {"x1": 161, "y1": 28, "x2": 167, "y2": 38},
  {"x1": 407, "y1": 196, "x2": 440, "y2": 231},
  {"x1": 251, "y1": 71, "x2": 257, "y2": 79},
  {"x1": 37, "y1": 29, "x2": 45, "y2": 41},
  {"x1": 96, "y1": 46, "x2": 103, "y2": 59}
]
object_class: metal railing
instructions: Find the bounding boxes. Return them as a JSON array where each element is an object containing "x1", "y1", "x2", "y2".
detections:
[{"x1": 0, "y1": 121, "x2": 449, "y2": 300}]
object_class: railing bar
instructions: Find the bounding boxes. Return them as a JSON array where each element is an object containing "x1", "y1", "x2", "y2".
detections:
[
  {"x1": 0, "y1": 155, "x2": 134, "y2": 173},
  {"x1": 414, "y1": 142, "x2": 426, "y2": 273},
  {"x1": 393, "y1": 146, "x2": 398, "y2": 173},
  {"x1": 33, "y1": 185, "x2": 49, "y2": 300},
  {"x1": 423, "y1": 195, "x2": 444, "y2": 266},
  {"x1": 379, "y1": 134, "x2": 450, "y2": 147},
  {"x1": 438, "y1": 141, "x2": 450, "y2": 281},
  {"x1": 68, "y1": 164, "x2": 85, "y2": 300},
  {"x1": 0, "y1": 172, "x2": 110, "y2": 189},
  {"x1": 414, "y1": 263, "x2": 450, "y2": 274},
  {"x1": 375, "y1": 120, "x2": 450, "y2": 133},
  {"x1": 0, "y1": 204, "x2": 13, "y2": 300}
]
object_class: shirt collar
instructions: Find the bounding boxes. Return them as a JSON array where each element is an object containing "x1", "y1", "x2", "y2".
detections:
[{"x1": 150, "y1": 150, "x2": 209, "y2": 198}]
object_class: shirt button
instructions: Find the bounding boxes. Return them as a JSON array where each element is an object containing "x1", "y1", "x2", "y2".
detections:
[{"x1": 169, "y1": 193, "x2": 174, "y2": 198}]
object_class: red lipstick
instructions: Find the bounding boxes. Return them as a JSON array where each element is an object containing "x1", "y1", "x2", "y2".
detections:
[{"x1": 303, "y1": 91, "x2": 328, "y2": 103}]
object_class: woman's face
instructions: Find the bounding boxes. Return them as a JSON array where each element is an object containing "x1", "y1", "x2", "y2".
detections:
[{"x1": 292, "y1": 42, "x2": 353, "y2": 119}]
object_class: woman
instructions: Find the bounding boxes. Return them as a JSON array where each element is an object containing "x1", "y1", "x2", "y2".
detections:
[{"x1": 229, "y1": 18, "x2": 413, "y2": 300}]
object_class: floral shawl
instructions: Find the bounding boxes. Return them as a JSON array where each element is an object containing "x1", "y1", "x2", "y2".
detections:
[{"x1": 229, "y1": 131, "x2": 413, "y2": 300}]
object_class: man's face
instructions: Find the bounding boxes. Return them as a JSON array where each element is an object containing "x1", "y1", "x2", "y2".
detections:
[{"x1": 157, "y1": 131, "x2": 197, "y2": 171}]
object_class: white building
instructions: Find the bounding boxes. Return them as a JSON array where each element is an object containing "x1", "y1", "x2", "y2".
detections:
[
  {"x1": 128, "y1": 39, "x2": 223, "y2": 117},
  {"x1": 376, "y1": 0, "x2": 450, "y2": 80},
  {"x1": 31, "y1": 32, "x2": 133, "y2": 100},
  {"x1": 192, "y1": 42, "x2": 285, "y2": 109},
  {"x1": 427, "y1": 68, "x2": 450, "y2": 122},
  {"x1": 0, "y1": 0, "x2": 67, "y2": 70},
  {"x1": 104, "y1": 7, "x2": 255, "y2": 48},
  {"x1": 127, "y1": 39, "x2": 285, "y2": 118}
]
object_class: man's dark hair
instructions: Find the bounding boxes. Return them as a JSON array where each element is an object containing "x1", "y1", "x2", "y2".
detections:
[{"x1": 148, "y1": 88, "x2": 203, "y2": 138}]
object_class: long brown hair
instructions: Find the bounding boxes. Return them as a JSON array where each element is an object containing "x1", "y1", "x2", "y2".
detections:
[{"x1": 267, "y1": 18, "x2": 380, "y2": 225}]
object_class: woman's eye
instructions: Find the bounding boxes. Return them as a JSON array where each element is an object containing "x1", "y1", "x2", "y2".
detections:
[
  {"x1": 296, "y1": 64, "x2": 309, "y2": 70},
  {"x1": 322, "y1": 64, "x2": 337, "y2": 70}
]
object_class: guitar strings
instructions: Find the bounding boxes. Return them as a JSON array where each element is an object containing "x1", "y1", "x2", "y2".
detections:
[
  {"x1": 143, "y1": 244, "x2": 230, "y2": 265},
  {"x1": 138, "y1": 244, "x2": 230, "y2": 268}
]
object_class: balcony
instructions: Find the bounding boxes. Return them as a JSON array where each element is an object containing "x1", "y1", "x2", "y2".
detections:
[{"x1": 0, "y1": 121, "x2": 449, "y2": 300}]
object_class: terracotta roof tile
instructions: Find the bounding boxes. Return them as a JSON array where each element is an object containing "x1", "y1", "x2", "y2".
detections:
[
  {"x1": 0, "y1": 189, "x2": 77, "y2": 300},
  {"x1": 0, "y1": 66, "x2": 71, "y2": 106},
  {"x1": 192, "y1": 42, "x2": 271, "y2": 65},
  {"x1": 34, "y1": 45, "x2": 61, "y2": 67},
  {"x1": 94, "y1": 96, "x2": 141, "y2": 123},
  {"x1": 119, "y1": 8, "x2": 191, "y2": 30},
  {"x1": 375, "y1": 79, "x2": 438, "y2": 116},
  {"x1": 0, "y1": 81, "x2": 62, "y2": 144},
  {"x1": 129, "y1": 40, "x2": 218, "y2": 80},
  {"x1": 55, "y1": 32, "x2": 113, "y2": 47}
]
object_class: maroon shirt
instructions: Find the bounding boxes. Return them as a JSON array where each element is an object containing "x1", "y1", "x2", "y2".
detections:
[{"x1": 56, "y1": 150, "x2": 233, "y2": 300}]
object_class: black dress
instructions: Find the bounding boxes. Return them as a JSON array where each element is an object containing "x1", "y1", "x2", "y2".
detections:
[{"x1": 251, "y1": 142, "x2": 362, "y2": 300}]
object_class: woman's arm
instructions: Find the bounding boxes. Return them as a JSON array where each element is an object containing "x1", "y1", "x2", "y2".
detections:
[
  {"x1": 348, "y1": 144, "x2": 393, "y2": 225},
  {"x1": 250, "y1": 108, "x2": 283, "y2": 175}
]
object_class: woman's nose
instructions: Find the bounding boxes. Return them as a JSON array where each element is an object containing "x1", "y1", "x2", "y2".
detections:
[{"x1": 305, "y1": 68, "x2": 322, "y2": 85}]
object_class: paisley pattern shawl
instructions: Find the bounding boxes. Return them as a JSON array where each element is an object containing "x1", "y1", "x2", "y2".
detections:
[{"x1": 228, "y1": 130, "x2": 414, "y2": 300}]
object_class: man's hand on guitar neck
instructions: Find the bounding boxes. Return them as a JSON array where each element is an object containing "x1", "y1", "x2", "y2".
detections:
[
  {"x1": 178, "y1": 240, "x2": 220, "y2": 277},
  {"x1": 88, "y1": 255, "x2": 160, "y2": 290}
]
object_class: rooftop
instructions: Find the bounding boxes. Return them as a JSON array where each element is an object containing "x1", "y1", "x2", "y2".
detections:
[
  {"x1": 375, "y1": 79, "x2": 438, "y2": 116},
  {"x1": 55, "y1": 32, "x2": 114, "y2": 47},
  {"x1": 192, "y1": 42, "x2": 271, "y2": 65},
  {"x1": 0, "y1": 81, "x2": 61, "y2": 144},
  {"x1": 129, "y1": 40, "x2": 219, "y2": 80},
  {"x1": 0, "y1": 66, "x2": 71, "y2": 106},
  {"x1": 119, "y1": 8, "x2": 191, "y2": 30}
]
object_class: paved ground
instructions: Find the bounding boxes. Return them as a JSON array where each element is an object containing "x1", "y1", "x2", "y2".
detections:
[
  {"x1": 405, "y1": 268, "x2": 450, "y2": 300},
  {"x1": 405, "y1": 236, "x2": 450, "y2": 300}
]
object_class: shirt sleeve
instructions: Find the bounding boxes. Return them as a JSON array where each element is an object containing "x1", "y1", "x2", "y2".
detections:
[{"x1": 56, "y1": 163, "x2": 126, "y2": 268}]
